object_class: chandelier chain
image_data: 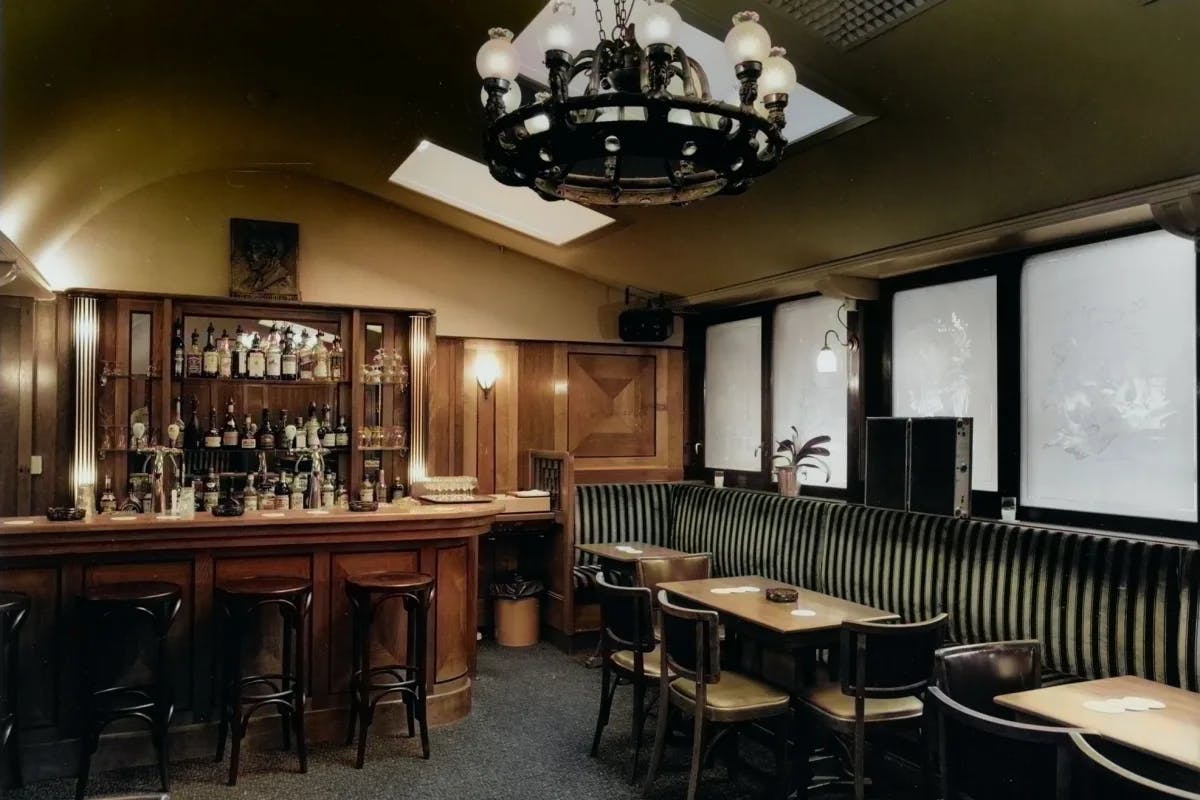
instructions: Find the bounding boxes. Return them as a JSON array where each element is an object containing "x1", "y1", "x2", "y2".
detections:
[{"x1": 593, "y1": 0, "x2": 607, "y2": 40}]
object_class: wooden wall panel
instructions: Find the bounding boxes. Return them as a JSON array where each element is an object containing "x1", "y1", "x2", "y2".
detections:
[
  {"x1": 434, "y1": 543, "x2": 471, "y2": 683},
  {"x1": 0, "y1": 567, "x2": 59, "y2": 728},
  {"x1": 429, "y1": 338, "x2": 465, "y2": 478},
  {"x1": 567, "y1": 353, "x2": 656, "y2": 457}
]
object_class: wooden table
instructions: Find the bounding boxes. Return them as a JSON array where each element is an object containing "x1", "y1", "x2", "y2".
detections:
[
  {"x1": 996, "y1": 676, "x2": 1200, "y2": 772},
  {"x1": 575, "y1": 541, "x2": 689, "y2": 584}
]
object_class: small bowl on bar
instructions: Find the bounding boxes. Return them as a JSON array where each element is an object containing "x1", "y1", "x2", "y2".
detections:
[
  {"x1": 46, "y1": 507, "x2": 86, "y2": 522},
  {"x1": 349, "y1": 500, "x2": 378, "y2": 513},
  {"x1": 765, "y1": 587, "x2": 799, "y2": 603}
]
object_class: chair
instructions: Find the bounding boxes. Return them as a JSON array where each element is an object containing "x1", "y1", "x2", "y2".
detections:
[
  {"x1": 644, "y1": 590, "x2": 791, "y2": 800},
  {"x1": 0, "y1": 592, "x2": 30, "y2": 789},
  {"x1": 928, "y1": 685, "x2": 1082, "y2": 800},
  {"x1": 635, "y1": 553, "x2": 712, "y2": 598},
  {"x1": 934, "y1": 640, "x2": 1042, "y2": 716},
  {"x1": 1068, "y1": 732, "x2": 1200, "y2": 800},
  {"x1": 344, "y1": 571, "x2": 435, "y2": 769},
  {"x1": 590, "y1": 573, "x2": 661, "y2": 782},
  {"x1": 797, "y1": 613, "x2": 949, "y2": 800}
]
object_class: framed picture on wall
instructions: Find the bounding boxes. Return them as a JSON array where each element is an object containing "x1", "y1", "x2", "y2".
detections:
[{"x1": 230, "y1": 217, "x2": 300, "y2": 300}]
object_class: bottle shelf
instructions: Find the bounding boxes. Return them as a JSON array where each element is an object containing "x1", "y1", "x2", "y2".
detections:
[
  {"x1": 175, "y1": 377, "x2": 350, "y2": 386},
  {"x1": 100, "y1": 447, "x2": 352, "y2": 455},
  {"x1": 359, "y1": 446, "x2": 410, "y2": 452}
]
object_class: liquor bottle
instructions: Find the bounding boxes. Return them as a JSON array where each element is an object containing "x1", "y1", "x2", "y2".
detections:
[
  {"x1": 217, "y1": 329, "x2": 233, "y2": 378},
  {"x1": 321, "y1": 472, "x2": 335, "y2": 509},
  {"x1": 259, "y1": 409, "x2": 275, "y2": 450},
  {"x1": 242, "y1": 473, "x2": 259, "y2": 511},
  {"x1": 280, "y1": 327, "x2": 298, "y2": 380},
  {"x1": 172, "y1": 319, "x2": 185, "y2": 378},
  {"x1": 359, "y1": 473, "x2": 375, "y2": 503},
  {"x1": 222, "y1": 399, "x2": 239, "y2": 449},
  {"x1": 203, "y1": 470, "x2": 219, "y2": 512},
  {"x1": 306, "y1": 403, "x2": 321, "y2": 449},
  {"x1": 294, "y1": 416, "x2": 306, "y2": 450},
  {"x1": 202, "y1": 323, "x2": 219, "y2": 377},
  {"x1": 335, "y1": 415, "x2": 349, "y2": 447},
  {"x1": 321, "y1": 404, "x2": 336, "y2": 448},
  {"x1": 336, "y1": 478, "x2": 350, "y2": 510},
  {"x1": 312, "y1": 335, "x2": 330, "y2": 381},
  {"x1": 241, "y1": 415, "x2": 257, "y2": 449},
  {"x1": 390, "y1": 477, "x2": 406, "y2": 502},
  {"x1": 376, "y1": 467, "x2": 387, "y2": 504},
  {"x1": 247, "y1": 333, "x2": 266, "y2": 379},
  {"x1": 275, "y1": 471, "x2": 291, "y2": 510},
  {"x1": 168, "y1": 396, "x2": 185, "y2": 448},
  {"x1": 298, "y1": 332, "x2": 315, "y2": 381},
  {"x1": 290, "y1": 472, "x2": 305, "y2": 510},
  {"x1": 186, "y1": 397, "x2": 203, "y2": 449},
  {"x1": 186, "y1": 329, "x2": 203, "y2": 377},
  {"x1": 232, "y1": 325, "x2": 249, "y2": 378},
  {"x1": 99, "y1": 474, "x2": 118, "y2": 513},
  {"x1": 279, "y1": 408, "x2": 291, "y2": 448},
  {"x1": 205, "y1": 408, "x2": 221, "y2": 449},
  {"x1": 265, "y1": 329, "x2": 283, "y2": 380},
  {"x1": 329, "y1": 336, "x2": 345, "y2": 381}
]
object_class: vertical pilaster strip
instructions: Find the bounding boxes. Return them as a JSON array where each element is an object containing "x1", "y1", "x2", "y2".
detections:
[
  {"x1": 408, "y1": 313, "x2": 432, "y2": 486},
  {"x1": 71, "y1": 295, "x2": 99, "y2": 502}
]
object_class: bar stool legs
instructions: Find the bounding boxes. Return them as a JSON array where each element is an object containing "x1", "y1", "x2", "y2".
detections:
[
  {"x1": 0, "y1": 592, "x2": 30, "y2": 790},
  {"x1": 344, "y1": 571, "x2": 434, "y2": 769},
  {"x1": 74, "y1": 581, "x2": 181, "y2": 800},
  {"x1": 214, "y1": 576, "x2": 312, "y2": 786}
]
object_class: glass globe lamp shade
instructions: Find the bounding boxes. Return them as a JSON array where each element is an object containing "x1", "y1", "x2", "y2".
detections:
[
  {"x1": 637, "y1": 0, "x2": 682, "y2": 46},
  {"x1": 537, "y1": 1, "x2": 577, "y2": 53},
  {"x1": 476, "y1": 28, "x2": 519, "y2": 81},
  {"x1": 525, "y1": 113, "x2": 551, "y2": 134},
  {"x1": 0, "y1": 261, "x2": 16, "y2": 288},
  {"x1": 724, "y1": 11, "x2": 771, "y2": 64},
  {"x1": 816, "y1": 345, "x2": 838, "y2": 374},
  {"x1": 760, "y1": 47, "x2": 796, "y2": 96},
  {"x1": 480, "y1": 81, "x2": 522, "y2": 113}
]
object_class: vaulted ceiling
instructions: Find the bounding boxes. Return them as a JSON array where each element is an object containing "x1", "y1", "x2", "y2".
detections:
[{"x1": 3, "y1": 0, "x2": 1199, "y2": 303}]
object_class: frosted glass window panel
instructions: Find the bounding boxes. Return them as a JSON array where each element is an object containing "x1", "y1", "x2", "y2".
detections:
[
  {"x1": 892, "y1": 276, "x2": 998, "y2": 491},
  {"x1": 1021, "y1": 229, "x2": 1197, "y2": 522},
  {"x1": 772, "y1": 297, "x2": 848, "y2": 488},
  {"x1": 705, "y1": 317, "x2": 763, "y2": 471}
]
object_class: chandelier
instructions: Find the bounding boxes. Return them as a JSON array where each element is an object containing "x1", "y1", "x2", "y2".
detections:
[{"x1": 475, "y1": 0, "x2": 796, "y2": 206}]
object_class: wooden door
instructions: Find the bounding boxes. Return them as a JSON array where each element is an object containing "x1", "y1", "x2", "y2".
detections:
[{"x1": 0, "y1": 297, "x2": 33, "y2": 516}]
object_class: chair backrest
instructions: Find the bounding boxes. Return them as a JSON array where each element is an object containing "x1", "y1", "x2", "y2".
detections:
[
  {"x1": 929, "y1": 685, "x2": 1081, "y2": 800},
  {"x1": 1068, "y1": 732, "x2": 1200, "y2": 800},
  {"x1": 841, "y1": 613, "x2": 949, "y2": 699},
  {"x1": 656, "y1": 589, "x2": 721, "y2": 685},
  {"x1": 934, "y1": 639, "x2": 1042, "y2": 717},
  {"x1": 594, "y1": 573, "x2": 655, "y2": 654},
  {"x1": 636, "y1": 553, "x2": 712, "y2": 598}
]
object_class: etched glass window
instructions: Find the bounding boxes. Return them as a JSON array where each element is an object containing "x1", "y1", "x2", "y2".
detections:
[
  {"x1": 892, "y1": 276, "x2": 998, "y2": 491},
  {"x1": 704, "y1": 317, "x2": 762, "y2": 471},
  {"x1": 772, "y1": 297, "x2": 848, "y2": 488},
  {"x1": 1021, "y1": 229, "x2": 1197, "y2": 522}
]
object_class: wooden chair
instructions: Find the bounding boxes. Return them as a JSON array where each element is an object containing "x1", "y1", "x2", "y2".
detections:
[
  {"x1": 1068, "y1": 732, "x2": 1200, "y2": 800},
  {"x1": 644, "y1": 590, "x2": 791, "y2": 800},
  {"x1": 928, "y1": 685, "x2": 1082, "y2": 800},
  {"x1": 590, "y1": 573, "x2": 662, "y2": 782},
  {"x1": 797, "y1": 613, "x2": 949, "y2": 800},
  {"x1": 934, "y1": 640, "x2": 1042, "y2": 716},
  {"x1": 635, "y1": 553, "x2": 712, "y2": 598}
]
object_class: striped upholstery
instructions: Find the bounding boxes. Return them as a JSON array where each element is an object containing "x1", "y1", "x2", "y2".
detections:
[
  {"x1": 822, "y1": 504, "x2": 953, "y2": 623},
  {"x1": 671, "y1": 485, "x2": 830, "y2": 587},
  {"x1": 1179, "y1": 548, "x2": 1200, "y2": 692},
  {"x1": 572, "y1": 483, "x2": 677, "y2": 589},
  {"x1": 945, "y1": 520, "x2": 1185, "y2": 686}
]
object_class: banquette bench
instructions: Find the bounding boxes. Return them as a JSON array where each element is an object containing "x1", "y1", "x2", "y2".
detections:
[{"x1": 562, "y1": 481, "x2": 1199, "y2": 692}]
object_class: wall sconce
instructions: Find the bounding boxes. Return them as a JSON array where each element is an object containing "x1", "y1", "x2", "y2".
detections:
[
  {"x1": 475, "y1": 352, "x2": 500, "y2": 397},
  {"x1": 817, "y1": 301, "x2": 859, "y2": 374},
  {"x1": 0, "y1": 260, "x2": 18, "y2": 288}
]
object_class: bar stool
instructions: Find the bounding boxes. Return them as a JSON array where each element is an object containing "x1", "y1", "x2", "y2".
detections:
[
  {"x1": 1, "y1": 591, "x2": 30, "y2": 789},
  {"x1": 214, "y1": 576, "x2": 311, "y2": 786},
  {"x1": 344, "y1": 571, "x2": 434, "y2": 769},
  {"x1": 76, "y1": 581, "x2": 182, "y2": 800}
]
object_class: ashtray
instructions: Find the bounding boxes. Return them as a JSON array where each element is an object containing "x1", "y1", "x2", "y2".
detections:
[
  {"x1": 349, "y1": 501, "x2": 378, "y2": 513},
  {"x1": 212, "y1": 502, "x2": 245, "y2": 517},
  {"x1": 765, "y1": 587, "x2": 798, "y2": 603},
  {"x1": 46, "y1": 507, "x2": 86, "y2": 522}
]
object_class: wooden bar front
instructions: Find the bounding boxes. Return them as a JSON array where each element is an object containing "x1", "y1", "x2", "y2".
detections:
[{"x1": 0, "y1": 503, "x2": 500, "y2": 781}]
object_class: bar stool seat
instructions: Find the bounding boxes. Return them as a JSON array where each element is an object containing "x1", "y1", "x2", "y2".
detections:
[
  {"x1": 215, "y1": 575, "x2": 312, "y2": 786},
  {"x1": 345, "y1": 571, "x2": 435, "y2": 769},
  {"x1": 1, "y1": 591, "x2": 30, "y2": 789},
  {"x1": 76, "y1": 581, "x2": 182, "y2": 800}
]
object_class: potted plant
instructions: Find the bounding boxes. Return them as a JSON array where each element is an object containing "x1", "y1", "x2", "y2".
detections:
[{"x1": 773, "y1": 427, "x2": 831, "y2": 497}]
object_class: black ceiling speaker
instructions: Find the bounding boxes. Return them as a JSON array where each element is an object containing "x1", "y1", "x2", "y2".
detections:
[{"x1": 619, "y1": 307, "x2": 674, "y2": 343}]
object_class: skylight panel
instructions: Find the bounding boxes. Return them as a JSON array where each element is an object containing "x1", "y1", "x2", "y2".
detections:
[{"x1": 387, "y1": 141, "x2": 614, "y2": 247}]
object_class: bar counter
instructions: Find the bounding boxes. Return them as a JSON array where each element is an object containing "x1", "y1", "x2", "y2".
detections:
[{"x1": 0, "y1": 502, "x2": 502, "y2": 781}]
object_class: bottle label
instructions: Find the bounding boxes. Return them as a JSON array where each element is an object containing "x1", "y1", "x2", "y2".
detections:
[
  {"x1": 260, "y1": 434, "x2": 275, "y2": 449},
  {"x1": 205, "y1": 434, "x2": 221, "y2": 448},
  {"x1": 322, "y1": 432, "x2": 336, "y2": 448},
  {"x1": 276, "y1": 494, "x2": 290, "y2": 510},
  {"x1": 291, "y1": 490, "x2": 304, "y2": 509},
  {"x1": 247, "y1": 352, "x2": 266, "y2": 378},
  {"x1": 335, "y1": 432, "x2": 349, "y2": 447},
  {"x1": 266, "y1": 352, "x2": 282, "y2": 377},
  {"x1": 218, "y1": 354, "x2": 232, "y2": 378},
  {"x1": 331, "y1": 360, "x2": 343, "y2": 381},
  {"x1": 241, "y1": 437, "x2": 256, "y2": 449},
  {"x1": 222, "y1": 431, "x2": 239, "y2": 447},
  {"x1": 203, "y1": 351, "x2": 219, "y2": 375},
  {"x1": 187, "y1": 354, "x2": 202, "y2": 376},
  {"x1": 308, "y1": 431, "x2": 320, "y2": 448},
  {"x1": 281, "y1": 354, "x2": 297, "y2": 377},
  {"x1": 314, "y1": 360, "x2": 329, "y2": 379},
  {"x1": 360, "y1": 488, "x2": 375, "y2": 503},
  {"x1": 299, "y1": 367, "x2": 314, "y2": 381},
  {"x1": 243, "y1": 494, "x2": 258, "y2": 511},
  {"x1": 204, "y1": 491, "x2": 218, "y2": 510}
]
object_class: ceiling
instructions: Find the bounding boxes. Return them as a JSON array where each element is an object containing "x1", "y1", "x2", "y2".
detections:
[{"x1": 3, "y1": 0, "x2": 1199, "y2": 304}]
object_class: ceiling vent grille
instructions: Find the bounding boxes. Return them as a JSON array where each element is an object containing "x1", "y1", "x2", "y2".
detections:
[{"x1": 761, "y1": 0, "x2": 947, "y2": 50}]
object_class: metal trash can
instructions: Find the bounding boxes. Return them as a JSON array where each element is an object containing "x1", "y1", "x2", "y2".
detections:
[{"x1": 491, "y1": 574, "x2": 543, "y2": 647}]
